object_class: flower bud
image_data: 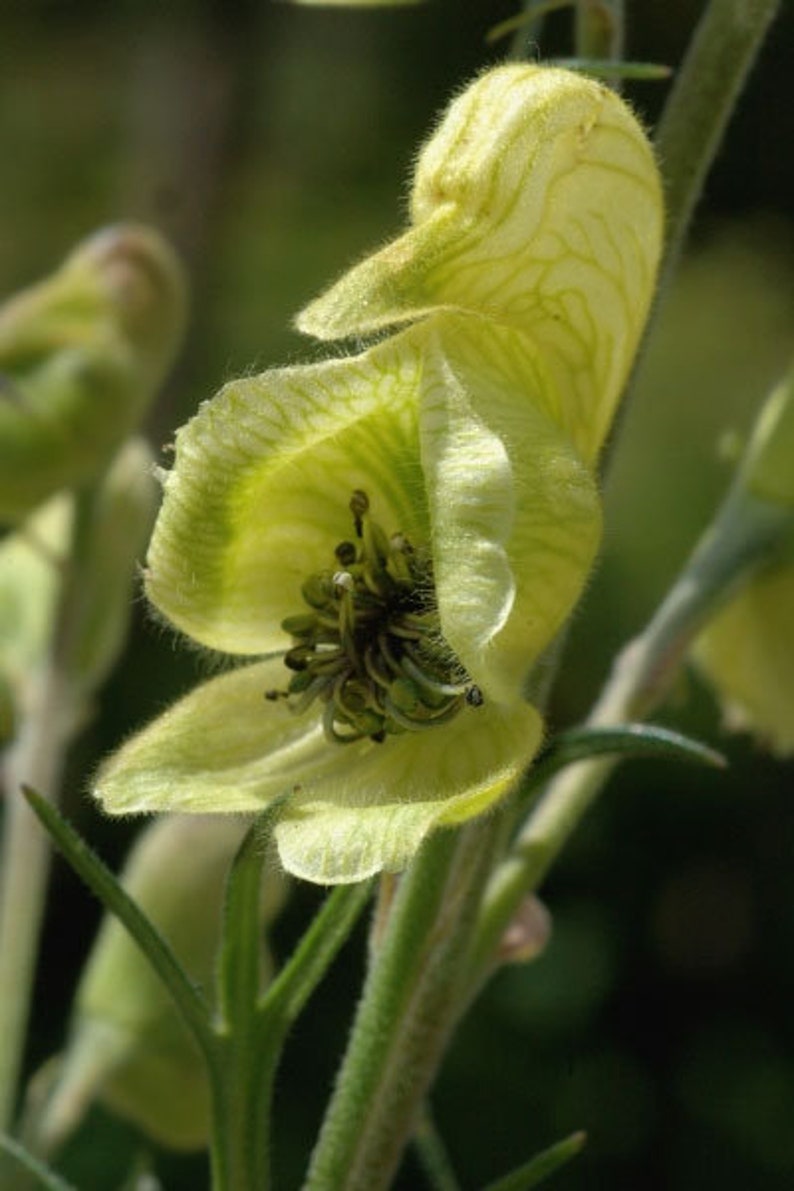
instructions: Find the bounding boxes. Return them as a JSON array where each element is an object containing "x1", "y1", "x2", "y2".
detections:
[
  {"x1": 40, "y1": 816, "x2": 286, "y2": 1151},
  {"x1": 0, "y1": 224, "x2": 187, "y2": 523},
  {"x1": 70, "y1": 437, "x2": 158, "y2": 692},
  {"x1": 693, "y1": 361, "x2": 794, "y2": 755},
  {"x1": 0, "y1": 437, "x2": 157, "y2": 728},
  {"x1": 496, "y1": 895, "x2": 552, "y2": 966}
]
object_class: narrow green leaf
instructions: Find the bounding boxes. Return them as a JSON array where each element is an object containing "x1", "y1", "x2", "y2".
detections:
[
  {"x1": 21, "y1": 786, "x2": 216, "y2": 1060},
  {"x1": 523, "y1": 723, "x2": 726, "y2": 801},
  {"x1": 548, "y1": 57, "x2": 672, "y2": 80},
  {"x1": 217, "y1": 804, "x2": 284, "y2": 1031},
  {"x1": 481, "y1": 1130, "x2": 586, "y2": 1191},
  {"x1": 258, "y1": 881, "x2": 372, "y2": 1037},
  {"x1": 486, "y1": 1, "x2": 573, "y2": 45},
  {"x1": 0, "y1": 1133, "x2": 76, "y2": 1191}
]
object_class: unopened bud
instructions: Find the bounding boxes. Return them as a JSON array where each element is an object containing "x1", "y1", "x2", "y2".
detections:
[
  {"x1": 0, "y1": 224, "x2": 186, "y2": 523},
  {"x1": 71, "y1": 437, "x2": 158, "y2": 692},
  {"x1": 496, "y1": 895, "x2": 552, "y2": 966}
]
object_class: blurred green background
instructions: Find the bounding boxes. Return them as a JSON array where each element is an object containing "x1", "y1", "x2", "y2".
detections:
[{"x1": 1, "y1": 1, "x2": 793, "y2": 1188}]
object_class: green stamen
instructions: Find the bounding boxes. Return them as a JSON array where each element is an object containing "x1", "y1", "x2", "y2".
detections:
[{"x1": 269, "y1": 491, "x2": 483, "y2": 744}]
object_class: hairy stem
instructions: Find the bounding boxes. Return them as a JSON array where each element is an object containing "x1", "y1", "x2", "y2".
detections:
[{"x1": 304, "y1": 821, "x2": 500, "y2": 1191}]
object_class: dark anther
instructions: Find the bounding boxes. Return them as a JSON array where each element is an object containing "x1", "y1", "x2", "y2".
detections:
[
  {"x1": 335, "y1": 540, "x2": 357, "y2": 566},
  {"x1": 390, "y1": 532, "x2": 414, "y2": 555},
  {"x1": 350, "y1": 489, "x2": 370, "y2": 536},
  {"x1": 267, "y1": 491, "x2": 479, "y2": 746}
]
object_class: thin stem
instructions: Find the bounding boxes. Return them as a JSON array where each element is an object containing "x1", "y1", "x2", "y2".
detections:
[
  {"x1": 655, "y1": 0, "x2": 782, "y2": 295},
  {"x1": 0, "y1": 487, "x2": 99, "y2": 1131},
  {"x1": 259, "y1": 882, "x2": 372, "y2": 1029},
  {"x1": 603, "y1": 0, "x2": 781, "y2": 473}
]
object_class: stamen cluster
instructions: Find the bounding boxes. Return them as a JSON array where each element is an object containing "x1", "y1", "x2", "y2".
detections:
[{"x1": 266, "y1": 490, "x2": 482, "y2": 744}]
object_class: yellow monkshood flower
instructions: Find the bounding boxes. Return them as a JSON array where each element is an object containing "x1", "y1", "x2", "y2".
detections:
[
  {"x1": 95, "y1": 66, "x2": 663, "y2": 883},
  {"x1": 694, "y1": 361, "x2": 794, "y2": 755}
]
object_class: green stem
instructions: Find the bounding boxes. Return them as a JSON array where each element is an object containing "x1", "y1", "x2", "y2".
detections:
[
  {"x1": 655, "y1": 0, "x2": 782, "y2": 294},
  {"x1": 258, "y1": 883, "x2": 373, "y2": 1029},
  {"x1": 209, "y1": 882, "x2": 372, "y2": 1191},
  {"x1": 604, "y1": 0, "x2": 780, "y2": 469},
  {"x1": 207, "y1": 1051, "x2": 264, "y2": 1191},
  {"x1": 304, "y1": 821, "x2": 501, "y2": 1191},
  {"x1": 0, "y1": 487, "x2": 99, "y2": 1131}
]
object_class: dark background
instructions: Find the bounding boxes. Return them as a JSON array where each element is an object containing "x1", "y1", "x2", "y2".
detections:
[{"x1": 1, "y1": 1, "x2": 793, "y2": 1188}]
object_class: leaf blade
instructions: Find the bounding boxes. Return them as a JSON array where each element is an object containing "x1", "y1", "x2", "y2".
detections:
[
  {"x1": 481, "y1": 1130, "x2": 587, "y2": 1191},
  {"x1": 523, "y1": 722, "x2": 726, "y2": 801},
  {"x1": 22, "y1": 786, "x2": 216, "y2": 1060}
]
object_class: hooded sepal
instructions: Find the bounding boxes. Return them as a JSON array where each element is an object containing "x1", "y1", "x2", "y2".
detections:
[{"x1": 297, "y1": 64, "x2": 663, "y2": 464}]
